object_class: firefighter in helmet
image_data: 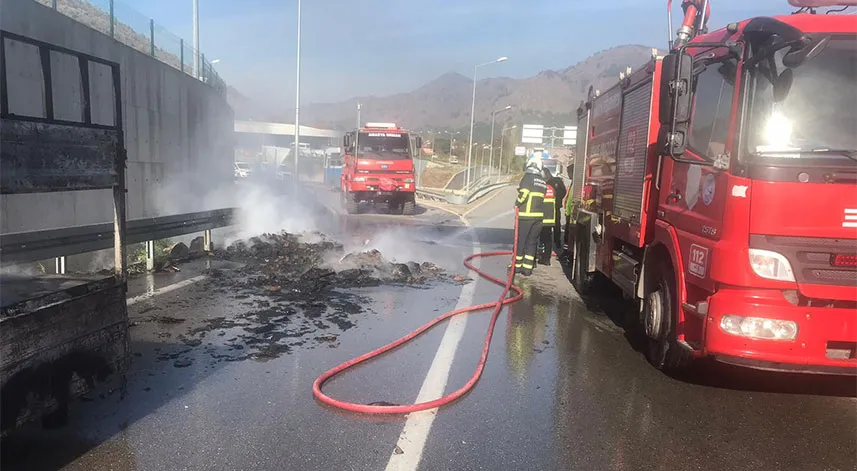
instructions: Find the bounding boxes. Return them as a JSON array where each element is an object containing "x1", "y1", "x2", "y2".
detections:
[
  {"x1": 538, "y1": 169, "x2": 557, "y2": 266},
  {"x1": 513, "y1": 153, "x2": 547, "y2": 276}
]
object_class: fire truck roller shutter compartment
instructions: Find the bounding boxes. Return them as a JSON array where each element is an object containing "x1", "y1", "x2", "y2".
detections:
[{"x1": 613, "y1": 76, "x2": 655, "y2": 230}]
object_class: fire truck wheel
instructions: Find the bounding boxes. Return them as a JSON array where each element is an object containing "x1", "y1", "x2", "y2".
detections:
[
  {"x1": 643, "y1": 261, "x2": 691, "y2": 372},
  {"x1": 571, "y1": 229, "x2": 595, "y2": 294},
  {"x1": 402, "y1": 198, "x2": 415, "y2": 216},
  {"x1": 389, "y1": 200, "x2": 404, "y2": 215},
  {"x1": 344, "y1": 193, "x2": 359, "y2": 214}
]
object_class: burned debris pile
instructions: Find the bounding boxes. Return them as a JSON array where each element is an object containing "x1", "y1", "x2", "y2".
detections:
[
  {"x1": 128, "y1": 231, "x2": 463, "y2": 367},
  {"x1": 212, "y1": 231, "x2": 449, "y2": 297}
]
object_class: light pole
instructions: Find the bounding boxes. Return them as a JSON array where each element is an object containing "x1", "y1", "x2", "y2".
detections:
[
  {"x1": 356, "y1": 102, "x2": 361, "y2": 128},
  {"x1": 499, "y1": 125, "x2": 516, "y2": 176},
  {"x1": 489, "y1": 105, "x2": 512, "y2": 179},
  {"x1": 444, "y1": 130, "x2": 459, "y2": 161},
  {"x1": 479, "y1": 144, "x2": 488, "y2": 183},
  {"x1": 471, "y1": 142, "x2": 479, "y2": 178},
  {"x1": 466, "y1": 56, "x2": 507, "y2": 190},
  {"x1": 293, "y1": 0, "x2": 302, "y2": 182},
  {"x1": 192, "y1": 0, "x2": 200, "y2": 77}
]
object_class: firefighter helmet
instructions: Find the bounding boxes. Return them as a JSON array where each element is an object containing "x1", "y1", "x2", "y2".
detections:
[{"x1": 524, "y1": 155, "x2": 543, "y2": 174}]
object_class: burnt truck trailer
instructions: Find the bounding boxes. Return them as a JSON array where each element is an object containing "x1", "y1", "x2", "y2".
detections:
[
  {"x1": 567, "y1": 1, "x2": 857, "y2": 374},
  {"x1": 0, "y1": 32, "x2": 129, "y2": 431}
]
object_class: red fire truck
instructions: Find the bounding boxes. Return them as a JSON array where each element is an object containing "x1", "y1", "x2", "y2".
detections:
[
  {"x1": 341, "y1": 123, "x2": 421, "y2": 215},
  {"x1": 567, "y1": 0, "x2": 857, "y2": 374}
]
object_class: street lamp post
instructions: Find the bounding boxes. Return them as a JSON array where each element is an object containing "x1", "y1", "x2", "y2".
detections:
[
  {"x1": 293, "y1": 0, "x2": 302, "y2": 183},
  {"x1": 444, "y1": 130, "x2": 459, "y2": 161},
  {"x1": 499, "y1": 125, "x2": 516, "y2": 176},
  {"x1": 489, "y1": 105, "x2": 512, "y2": 179},
  {"x1": 471, "y1": 142, "x2": 479, "y2": 171},
  {"x1": 192, "y1": 0, "x2": 200, "y2": 77},
  {"x1": 466, "y1": 56, "x2": 507, "y2": 190},
  {"x1": 480, "y1": 145, "x2": 489, "y2": 182}
]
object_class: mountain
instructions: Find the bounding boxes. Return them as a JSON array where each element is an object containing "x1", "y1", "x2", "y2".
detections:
[
  {"x1": 227, "y1": 86, "x2": 273, "y2": 121},
  {"x1": 230, "y1": 44, "x2": 660, "y2": 131}
]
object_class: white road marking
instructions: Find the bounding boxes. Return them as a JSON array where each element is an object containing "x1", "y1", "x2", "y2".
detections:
[
  {"x1": 126, "y1": 275, "x2": 207, "y2": 306},
  {"x1": 384, "y1": 214, "x2": 479, "y2": 471}
]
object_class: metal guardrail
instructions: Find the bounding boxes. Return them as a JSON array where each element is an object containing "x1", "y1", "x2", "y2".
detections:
[
  {"x1": 466, "y1": 182, "x2": 513, "y2": 204},
  {"x1": 416, "y1": 179, "x2": 513, "y2": 206},
  {"x1": 415, "y1": 188, "x2": 449, "y2": 202},
  {"x1": 1, "y1": 208, "x2": 236, "y2": 264}
]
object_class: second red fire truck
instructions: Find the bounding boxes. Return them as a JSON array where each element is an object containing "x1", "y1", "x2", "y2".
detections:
[
  {"x1": 341, "y1": 123, "x2": 420, "y2": 215},
  {"x1": 566, "y1": 0, "x2": 857, "y2": 374}
]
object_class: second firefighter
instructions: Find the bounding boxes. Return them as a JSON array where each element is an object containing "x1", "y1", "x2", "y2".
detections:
[{"x1": 538, "y1": 169, "x2": 557, "y2": 266}]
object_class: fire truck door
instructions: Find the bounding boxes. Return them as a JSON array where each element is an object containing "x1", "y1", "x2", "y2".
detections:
[{"x1": 659, "y1": 55, "x2": 738, "y2": 292}]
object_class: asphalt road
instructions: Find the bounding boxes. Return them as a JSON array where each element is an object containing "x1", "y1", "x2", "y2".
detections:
[{"x1": 2, "y1": 185, "x2": 855, "y2": 471}]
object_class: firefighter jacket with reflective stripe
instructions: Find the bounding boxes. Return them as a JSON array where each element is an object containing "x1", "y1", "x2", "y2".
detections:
[
  {"x1": 516, "y1": 173, "x2": 546, "y2": 219},
  {"x1": 543, "y1": 184, "x2": 556, "y2": 224},
  {"x1": 565, "y1": 191, "x2": 573, "y2": 217}
]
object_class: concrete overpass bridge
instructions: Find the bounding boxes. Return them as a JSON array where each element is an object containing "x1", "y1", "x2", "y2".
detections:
[{"x1": 234, "y1": 120, "x2": 343, "y2": 151}]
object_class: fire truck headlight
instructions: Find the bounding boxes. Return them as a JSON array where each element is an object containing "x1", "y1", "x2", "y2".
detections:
[
  {"x1": 749, "y1": 249, "x2": 795, "y2": 282},
  {"x1": 720, "y1": 315, "x2": 798, "y2": 341},
  {"x1": 403, "y1": 178, "x2": 415, "y2": 183}
]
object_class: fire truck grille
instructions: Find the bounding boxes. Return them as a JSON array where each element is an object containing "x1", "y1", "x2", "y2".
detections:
[
  {"x1": 807, "y1": 269, "x2": 857, "y2": 284},
  {"x1": 750, "y1": 235, "x2": 857, "y2": 288}
]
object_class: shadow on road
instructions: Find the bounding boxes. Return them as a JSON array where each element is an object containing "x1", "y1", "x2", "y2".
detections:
[{"x1": 0, "y1": 335, "x2": 237, "y2": 471}]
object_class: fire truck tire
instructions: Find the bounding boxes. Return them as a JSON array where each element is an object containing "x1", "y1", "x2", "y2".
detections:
[
  {"x1": 571, "y1": 228, "x2": 595, "y2": 294},
  {"x1": 402, "y1": 198, "x2": 415, "y2": 216},
  {"x1": 344, "y1": 193, "x2": 359, "y2": 214},
  {"x1": 643, "y1": 260, "x2": 692, "y2": 372}
]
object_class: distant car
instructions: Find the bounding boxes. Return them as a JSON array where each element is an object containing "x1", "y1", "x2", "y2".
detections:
[
  {"x1": 234, "y1": 161, "x2": 251, "y2": 178},
  {"x1": 449, "y1": 155, "x2": 459, "y2": 164}
]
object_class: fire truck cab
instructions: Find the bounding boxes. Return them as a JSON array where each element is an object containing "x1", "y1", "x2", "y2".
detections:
[
  {"x1": 567, "y1": 1, "x2": 857, "y2": 375},
  {"x1": 341, "y1": 123, "x2": 420, "y2": 215}
]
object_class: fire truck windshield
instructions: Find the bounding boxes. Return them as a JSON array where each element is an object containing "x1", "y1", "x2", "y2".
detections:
[
  {"x1": 358, "y1": 132, "x2": 412, "y2": 159},
  {"x1": 747, "y1": 36, "x2": 857, "y2": 161}
]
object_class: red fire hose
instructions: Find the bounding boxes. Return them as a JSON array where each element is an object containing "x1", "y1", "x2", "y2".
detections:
[{"x1": 312, "y1": 209, "x2": 524, "y2": 414}]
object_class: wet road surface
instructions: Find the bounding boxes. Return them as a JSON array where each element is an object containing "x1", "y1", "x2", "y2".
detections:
[{"x1": 2, "y1": 185, "x2": 855, "y2": 471}]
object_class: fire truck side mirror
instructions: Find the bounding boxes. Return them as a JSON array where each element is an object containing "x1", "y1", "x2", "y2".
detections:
[
  {"x1": 659, "y1": 51, "x2": 693, "y2": 127},
  {"x1": 414, "y1": 136, "x2": 422, "y2": 149},
  {"x1": 659, "y1": 51, "x2": 693, "y2": 158},
  {"x1": 343, "y1": 134, "x2": 351, "y2": 149}
]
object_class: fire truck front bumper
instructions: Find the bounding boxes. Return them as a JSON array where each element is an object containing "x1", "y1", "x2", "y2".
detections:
[
  {"x1": 704, "y1": 287, "x2": 857, "y2": 375},
  {"x1": 348, "y1": 179, "x2": 415, "y2": 193}
]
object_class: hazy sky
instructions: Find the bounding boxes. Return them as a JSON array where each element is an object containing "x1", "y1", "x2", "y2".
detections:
[{"x1": 123, "y1": 0, "x2": 794, "y2": 106}]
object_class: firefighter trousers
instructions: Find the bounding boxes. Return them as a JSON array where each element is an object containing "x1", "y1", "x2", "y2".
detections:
[
  {"x1": 539, "y1": 225, "x2": 553, "y2": 265},
  {"x1": 515, "y1": 217, "x2": 542, "y2": 275}
]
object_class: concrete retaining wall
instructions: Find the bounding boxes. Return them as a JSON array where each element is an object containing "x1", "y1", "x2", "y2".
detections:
[{"x1": 0, "y1": 0, "x2": 234, "y2": 233}]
